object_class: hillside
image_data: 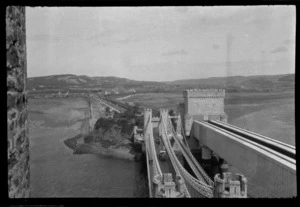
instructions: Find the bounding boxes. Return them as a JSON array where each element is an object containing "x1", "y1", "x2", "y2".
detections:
[
  {"x1": 27, "y1": 74, "x2": 168, "y2": 93},
  {"x1": 169, "y1": 74, "x2": 294, "y2": 92},
  {"x1": 27, "y1": 73, "x2": 295, "y2": 93}
]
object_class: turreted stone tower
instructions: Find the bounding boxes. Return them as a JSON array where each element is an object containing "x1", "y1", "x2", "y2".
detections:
[{"x1": 180, "y1": 89, "x2": 227, "y2": 136}]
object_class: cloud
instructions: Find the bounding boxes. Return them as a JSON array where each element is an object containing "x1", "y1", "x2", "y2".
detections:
[
  {"x1": 212, "y1": 44, "x2": 220, "y2": 50},
  {"x1": 161, "y1": 49, "x2": 188, "y2": 56},
  {"x1": 270, "y1": 46, "x2": 288, "y2": 54}
]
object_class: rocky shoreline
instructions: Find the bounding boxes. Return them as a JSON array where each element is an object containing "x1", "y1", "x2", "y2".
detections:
[
  {"x1": 63, "y1": 100, "x2": 146, "y2": 161},
  {"x1": 64, "y1": 134, "x2": 138, "y2": 160}
]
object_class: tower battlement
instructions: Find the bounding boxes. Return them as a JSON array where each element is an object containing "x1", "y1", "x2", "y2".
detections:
[
  {"x1": 180, "y1": 89, "x2": 227, "y2": 135},
  {"x1": 182, "y1": 89, "x2": 226, "y2": 116},
  {"x1": 183, "y1": 89, "x2": 225, "y2": 99}
]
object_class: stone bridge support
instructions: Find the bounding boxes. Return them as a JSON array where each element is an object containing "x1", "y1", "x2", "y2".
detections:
[
  {"x1": 144, "y1": 108, "x2": 152, "y2": 137},
  {"x1": 214, "y1": 172, "x2": 247, "y2": 198},
  {"x1": 159, "y1": 109, "x2": 168, "y2": 135},
  {"x1": 142, "y1": 108, "x2": 152, "y2": 153}
]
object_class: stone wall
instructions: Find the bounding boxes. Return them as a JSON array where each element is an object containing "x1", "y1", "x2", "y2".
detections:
[
  {"x1": 7, "y1": 6, "x2": 29, "y2": 198},
  {"x1": 183, "y1": 89, "x2": 225, "y2": 116},
  {"x1": 182, "y1": 89, "x2": 227, "y2": 136}
]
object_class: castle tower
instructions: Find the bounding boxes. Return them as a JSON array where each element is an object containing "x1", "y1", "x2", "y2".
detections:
[
  {"x1": 183, "y1": 89, "x2": 227, "y2": 121},
  {"x1": 160, "y1": 109, "x2": 170, "y2": 136},
  {"x1": 182, "y1": 89, "x2": 228, "y2": 136}
]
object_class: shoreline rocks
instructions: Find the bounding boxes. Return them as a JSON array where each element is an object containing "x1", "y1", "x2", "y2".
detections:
[
  {"x1": 64, "y1": 133, "x2": 140, "y2": 161},
  {"x1": 64, "y1": 114, "x2": 144, "y2": 161}
]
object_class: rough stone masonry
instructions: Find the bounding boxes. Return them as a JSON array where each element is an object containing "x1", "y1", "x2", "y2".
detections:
[{"x1": 7, "y1": 6, "x2": 30, "y2": 198}]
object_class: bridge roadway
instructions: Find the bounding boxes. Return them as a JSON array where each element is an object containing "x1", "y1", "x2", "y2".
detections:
[
  {"x1": 208, "y1": 120, "x2": 295, "y2": 159},
  {"x1": 91, "y1": 95, "x2": 125, "y2": 113},
  {"x1": 192, "y1": 120, "x2": 296, "y2": 198},
  {"x1": 153, "y1": 130, "x2": 177, "y2": 179},
  {"x1": 146, "y1": 124, "x2": 177, "y2": 197}
]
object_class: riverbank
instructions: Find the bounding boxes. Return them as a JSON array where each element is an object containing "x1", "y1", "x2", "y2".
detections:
[{"x1": 28, "y1": 97, "x2": 148, "y2": 197}]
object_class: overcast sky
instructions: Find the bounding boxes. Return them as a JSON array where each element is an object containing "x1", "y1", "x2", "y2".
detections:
[{"x1": 26, "y1": 6, "x2": 295, "y2": 81}]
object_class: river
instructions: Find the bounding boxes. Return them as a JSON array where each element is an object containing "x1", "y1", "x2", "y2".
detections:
[{"x1": 28, "y1": 98, "x2": 148, "y2": 197}]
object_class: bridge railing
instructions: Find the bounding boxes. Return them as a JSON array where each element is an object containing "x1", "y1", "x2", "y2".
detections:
[
  {"x1": 145, "y1": 131, "x2": 153, "y2": 197},
  {"x1": 144, "y1": 113, "x2": 164, "y2": 196}
]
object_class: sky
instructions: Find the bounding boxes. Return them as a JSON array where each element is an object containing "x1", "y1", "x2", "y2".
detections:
[{"x1": 26, "y1": 6, "x2": 295, "y2": 81}]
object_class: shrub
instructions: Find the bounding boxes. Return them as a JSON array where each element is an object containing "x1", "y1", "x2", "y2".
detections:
[{"x1": 84, "y1": 134, "x2": 94, "y2": 144}]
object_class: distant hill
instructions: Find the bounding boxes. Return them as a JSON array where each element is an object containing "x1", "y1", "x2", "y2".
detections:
[
  {"x1": 27, "y1": 74, "x2": 168, "y2": 93},
  {"x1": 27, "y1": 73, "x2": 295, "y2": 93},
  {"x1": 169, "y1": 74, "x2": 295, "y2": 92}
]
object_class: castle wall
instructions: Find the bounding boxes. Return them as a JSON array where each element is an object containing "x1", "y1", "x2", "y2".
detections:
[
  {"x1": 7, "y1": 6, "x2": 30, "y2": 198},
  {"x1": 183, "y1": 89, "x2": 225, "y2": 116},
  {"x1": 182, "y1": 89, "x2": 227, "y2": 136}
]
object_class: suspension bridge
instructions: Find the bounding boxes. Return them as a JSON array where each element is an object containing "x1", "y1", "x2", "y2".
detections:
[{"x1": 139, "y1": 89, "x2": 296, "y2": 198}]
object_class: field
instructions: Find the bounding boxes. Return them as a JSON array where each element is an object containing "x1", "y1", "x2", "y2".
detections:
[
  {"x1": 122, "y1": 91, "x2": 295, "y2": 145},
  {"x1": 123, "y1": 93, "x2": 184, "y2": 110}
]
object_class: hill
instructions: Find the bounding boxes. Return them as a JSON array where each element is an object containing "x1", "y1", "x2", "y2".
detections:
[
  {"x1": 168, "y1": 74, "x2": 294, "y2": 92},
  {"x1": 27, "y1": 74, "x2": 168, "y2": 93},
  {"x1": 27, "y1": 73, "x2": 295, "y2": 93}
]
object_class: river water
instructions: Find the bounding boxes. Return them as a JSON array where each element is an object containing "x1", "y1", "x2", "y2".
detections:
[
  {"x1": 28, "y1": 94, "x2": 295, "y2": 198},
  {"x1": 28, "y1": 98, "x2": 148, "y2": 197}
]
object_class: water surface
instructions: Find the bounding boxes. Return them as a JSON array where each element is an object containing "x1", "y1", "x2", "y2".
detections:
[{"x1": 28, "y1": 98, "x2": 148, "y2": 197}]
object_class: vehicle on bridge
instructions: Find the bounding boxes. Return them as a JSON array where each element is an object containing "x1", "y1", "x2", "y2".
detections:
[{"x1": 159, "y1": 145, "x2": 167, "y2": 161}]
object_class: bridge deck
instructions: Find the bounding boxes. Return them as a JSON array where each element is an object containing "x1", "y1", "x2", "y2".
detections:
[
  {"x1": 153, "y1": 128, "x2": 176, "y2": 180},
  {"x1": 192, "y1": 120, "x2": 296, "y2": 198}
]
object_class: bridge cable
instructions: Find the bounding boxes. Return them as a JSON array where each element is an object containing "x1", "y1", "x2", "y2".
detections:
[
  {"x1": 161, "y1": 118, "x2": 214, "y2": 197},
  {"x1": 168, "y1": 117, "x2": 213, "y2": 186}
]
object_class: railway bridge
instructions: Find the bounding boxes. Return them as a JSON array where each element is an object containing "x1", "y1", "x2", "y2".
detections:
[{"x1": 141, "y1": 89, "x2": 296, "y2": 198}]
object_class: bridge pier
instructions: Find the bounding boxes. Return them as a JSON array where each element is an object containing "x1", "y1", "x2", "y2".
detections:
[
  {"x1": 153, "y1": 175, "x2": 163, "y2": 197},
  {"x1": 219, "y1": 158, "x2": 229, "y2": 174},
  {"x1": 184, "y1": 113, "x2": 193, "y2": 136},
  {"x1": 201, "y1": 145, "x2": 212, "y2": 170},
  {"x1": 211, "y1": 153, "x2": 221, "y2": 178},
  {"x1": 175, "y1": 175, "x2": 185, "y2": 196}
]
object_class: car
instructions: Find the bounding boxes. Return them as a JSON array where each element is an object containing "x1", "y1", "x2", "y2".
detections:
[{"x1": 158, "y1": 150, "x2": 167, "y2": 161}]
